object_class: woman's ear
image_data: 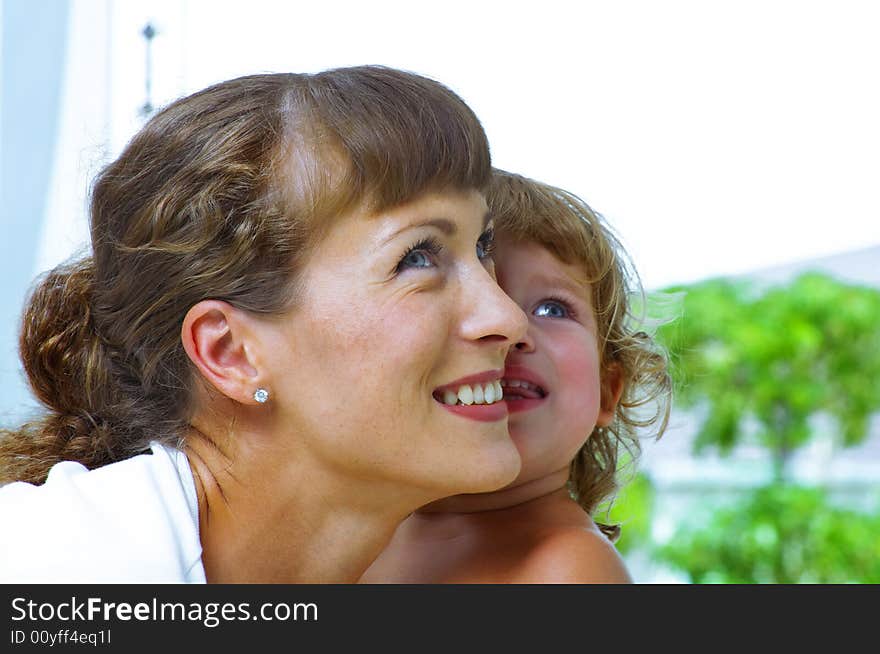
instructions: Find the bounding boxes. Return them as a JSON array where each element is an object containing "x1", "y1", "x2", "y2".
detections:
[
  {"x1": 181, "y1": 300, "x2": 265, "y2": 405},
  {"x1": 597, "y1": 362, "x2": 624, "y2": 427}
]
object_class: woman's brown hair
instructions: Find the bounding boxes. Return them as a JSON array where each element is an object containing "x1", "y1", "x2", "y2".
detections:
[
  {"x1": 1, "y1": 66, "x2": 491, "y2": 485},
  {"x1": 486, "y1": 169, "x2": 672, "y2": 540}
]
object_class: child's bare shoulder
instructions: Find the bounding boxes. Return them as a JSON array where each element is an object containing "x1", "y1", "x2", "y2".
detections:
[{"x1": 510, "y1": 524, "x2": 633, "y2": 584}]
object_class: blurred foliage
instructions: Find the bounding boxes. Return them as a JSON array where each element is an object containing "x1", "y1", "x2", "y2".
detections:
[
  {"x1": 648, "y1": 272, "x2": 880, "y2": 583},
  {"x1": 657, "y1": 272, "x2": 880, "y2": 481},
  {"x1": 658, "y1": 484, "x2": 880, "y2": 583},
  {"x1": 596, "y1": 471, "x2": 655, "y2": 555}
]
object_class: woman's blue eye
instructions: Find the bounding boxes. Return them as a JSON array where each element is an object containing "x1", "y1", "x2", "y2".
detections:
[
  {"x1": 401, "y1": 250, "x2": 433, "y2": 269},
  {"x1": 534, "y1": 301, "x2": 569, "y2": 319},
  {"x1": 396, "y1": 237, "x2": 442, "y2": 272}
]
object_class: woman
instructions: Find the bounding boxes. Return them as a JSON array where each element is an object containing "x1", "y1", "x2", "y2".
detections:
[{"x1": 0, "y1": 66, "x2": 527, "y2": 582}]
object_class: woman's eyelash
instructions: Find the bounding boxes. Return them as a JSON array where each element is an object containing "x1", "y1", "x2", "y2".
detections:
[
  {"x1": 395, "y1": 226, "x2": 494, "y2": 274},
  {"x1": 395, "y1": 236, "x2": 444, "y2": 272},
  {"x1": 477, "y1": 227, "x2": 496, "y2": 260}
]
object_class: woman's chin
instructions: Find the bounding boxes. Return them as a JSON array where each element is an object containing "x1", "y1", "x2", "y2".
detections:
[{"x1": 451, "y1": 436, "x2": 522, "y2": 496}]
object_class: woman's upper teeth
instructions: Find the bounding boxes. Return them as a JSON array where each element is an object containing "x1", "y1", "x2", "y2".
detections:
[{"x1": 441, "y1": 380, "x2": 504, "y2": 406}]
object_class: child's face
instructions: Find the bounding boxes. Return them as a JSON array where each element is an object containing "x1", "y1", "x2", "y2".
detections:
[{"x1": 495, "y1": 238, "x2": 617, "y2": 489}]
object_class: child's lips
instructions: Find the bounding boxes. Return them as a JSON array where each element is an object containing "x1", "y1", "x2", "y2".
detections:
[
  {"x1": 503, "y1": 395, "x2": 546, "y2": 414},
  {"x1": 500, "y1": 374, "x2": 548, "y2": 414}
]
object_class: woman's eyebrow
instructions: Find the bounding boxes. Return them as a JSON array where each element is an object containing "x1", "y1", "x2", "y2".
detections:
[
  {"x1": 379, "y1": 219, "x2": 454, "y2": 247},
  {"x1": 381, "y1": 212, "x2": 491, "y2": 245}
]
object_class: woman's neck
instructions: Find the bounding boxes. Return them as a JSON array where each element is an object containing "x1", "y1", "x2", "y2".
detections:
[
  {"x1": 419, "y1": 467, "x2": 571, "y2": 515},
  {"x1": 184, "y1": 427, "x2": 417, "y2": 583}
]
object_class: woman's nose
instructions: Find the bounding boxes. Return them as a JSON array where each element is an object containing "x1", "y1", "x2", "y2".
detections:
[
  {"x1": 512, "y1": 327, "x2": 536, "y2": 354},
  {"x1": 459, "y1": 266, "x2": 528, "y2": 347}
]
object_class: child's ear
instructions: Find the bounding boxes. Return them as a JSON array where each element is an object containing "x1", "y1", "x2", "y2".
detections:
[{"x1": 597, "y1": 362, "x2": 624, "y2": 427}]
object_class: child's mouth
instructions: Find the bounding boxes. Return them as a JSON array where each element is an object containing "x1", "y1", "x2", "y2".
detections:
[{"x1": 501, "y1": 378, "x2": 546, "y2": 401}]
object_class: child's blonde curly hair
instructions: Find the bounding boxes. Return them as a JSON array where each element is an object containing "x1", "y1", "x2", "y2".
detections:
[{"x1": 486, "y1": 169, "x2": 672, "y2": 541}]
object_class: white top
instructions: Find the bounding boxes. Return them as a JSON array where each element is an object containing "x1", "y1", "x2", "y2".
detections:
[{"x1": 0, "y1": 442, "x2": 206, "y2": 583}]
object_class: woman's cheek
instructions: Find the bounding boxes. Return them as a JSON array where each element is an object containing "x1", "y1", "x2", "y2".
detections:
[{"x1": 376, "y1": 293, "x2": 448, "y2": 360}]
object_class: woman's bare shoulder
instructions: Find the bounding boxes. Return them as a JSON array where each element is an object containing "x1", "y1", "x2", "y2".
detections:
[{"x1": 509, "y1": 525, "x2": 633, "y2": 584}]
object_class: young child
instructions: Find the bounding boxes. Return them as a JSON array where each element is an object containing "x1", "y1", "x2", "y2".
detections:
[{"x1": 360, "y1": 170, "x2": 672, "y2": 583}]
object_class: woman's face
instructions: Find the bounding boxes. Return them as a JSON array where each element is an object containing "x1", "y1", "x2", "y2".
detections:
[{"x1": 259, "y1": 189, "x2": 528, "y2": 497}]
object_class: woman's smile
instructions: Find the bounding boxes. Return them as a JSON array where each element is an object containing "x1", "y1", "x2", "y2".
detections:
[{"x1": 432, "y1": 368, "x2": 507, "y2": 422}]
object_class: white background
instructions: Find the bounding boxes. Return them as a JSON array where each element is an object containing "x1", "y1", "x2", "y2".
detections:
[{"x1": 47, "y1": 0, "x2": 876, "y2": 291}]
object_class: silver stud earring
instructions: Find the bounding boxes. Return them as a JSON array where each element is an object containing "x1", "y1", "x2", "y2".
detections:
[{"x1": 253, "y1": 388, "x2": 269, "y2": 404}]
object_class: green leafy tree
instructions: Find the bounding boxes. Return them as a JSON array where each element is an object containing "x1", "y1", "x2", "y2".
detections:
[
  {"x1": 658, "y1": 485, "x2": 880, "y2": 583},
  {"x1": 658, "y1": 272, "x2": 880, "y2": 481},
  {"x1": 652, "y1": 272, "x2": 880, "y2": 583}
]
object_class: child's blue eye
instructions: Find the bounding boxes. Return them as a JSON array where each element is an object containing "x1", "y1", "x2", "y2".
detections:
[
  {"x1": 534, "y1": 300, "x2": 570, "y2": 319},
  {"x1": 396, "y1": 237, "x2": 443, "y2": 272}
]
